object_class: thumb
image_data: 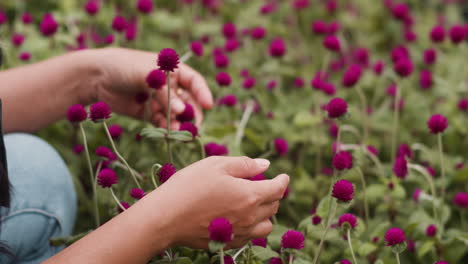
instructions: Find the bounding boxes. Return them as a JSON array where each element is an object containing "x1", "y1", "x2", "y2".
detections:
[{"x1": 221, "y1": 156, "x2": 270, "y2": 179}]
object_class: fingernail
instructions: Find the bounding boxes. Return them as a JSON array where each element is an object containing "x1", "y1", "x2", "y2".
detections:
[
  {"x1": 254, "y1": 158, "x2": 270, "y2": 168},
  {"x1": 172, "y1": 100, "x2": 185, "y2": 113}
]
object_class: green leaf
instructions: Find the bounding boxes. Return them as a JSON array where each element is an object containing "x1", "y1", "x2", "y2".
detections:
[
  {"x1": 141, "y1": 127, "x2": 167, "y2": 139},
  {"x1": 293, "y1": 111, "x2": 321, "y2": 127},
  {"x1": 251, "y1": 246, "x2": 280, "y2": 260},
  {"x1": 316, "y1": 196, "x2": 331, "y2": 218},
  {"x1": 454, "y1": 167, "x2": 468, "y2": 182},
  {"x1": 208, "y1": 241, "x2": 225, "y2": 253},
  {"x1": 168, "y1": 130, "x2": 193, "y2": 141},
  {"x1": 358, "y1": 243, "x2": 377, "y2": 257},
  {"x1": 417, "y1": 240, "x2": 435, "y2": 258},
  {"x1": 175, "y1": 257, "x2": 193, "y2": 264}
]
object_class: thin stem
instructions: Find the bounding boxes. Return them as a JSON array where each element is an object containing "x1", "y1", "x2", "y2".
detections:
[
  {"x1": 391, "y1": 81, "x2": 402, "y2": 165},
  {"x1": 234, "y1": 100, "x2": 255, "y2": 152},
  {"x1": 258, "y1": 149, "x2": 273, "y2": 159},
  {"x1": 103, "y1": 122, "x2": 142, "y2": 189},
  {"x1": 438, "y1": 134, "x2": 446, "y2": 199},
  {"x1": 79, "y1": 123, "x2": 99, "y2": 228},
  {"x1": 312, "y1": 201, "x2": 338, "y2": 264},
  {"x1": 143, "y1": 90, "x2": 154, "y2": 124},
  {"x1": 395, "y1": 252, "x2": 401, "y2": 264},
  {"x1": 180, "y1": 51, "x2": 192, "y2": 63},
  {"x1": 150, "y1": 164, "x2": 163, "y2": 189},
  {"x1": 461, "y1": 210, "x2": 466, "y2": 231},
  {"x1": 356, "y1": 85, "x2": 369, "y2": 142},
  {"x1": 233, "y1": 245, "x2": 248, "y2": 260},
  {"x1": 93, "y1": 161, "x2": 103, "y2": 227},
  {"x1": 110, "y1": 188, "x2": 126, "y2": 212},
  {"x1": 246, "y1": 243, "x2": 252, "y2": 264},
  {"x1": 166, "y1": 72, "x2": 173, "y2": 163},
  {"x1": 220, "y1": 248, "x2": 225, "y2": 264},
  {"x1": 363, "y1": 145, "x2": 386, "y2": 178},
  {"x1": 336, "y1": 123, "x2": 342, "y2": 152},
  {"x1": 197, "y1": 137, "x2": 206, "y2": 159},
  {"x1": 408, "y1": 164, "x2": 438, "y2": 222},
  {"x1": 347, "y1": 229, "x2": 358, "y2": 264},
  {"x1": 357, "y1": 167, "x2": 369, "y2": 223},
  {"x1": 289, "y1": 254, "x2": 294, "y2": 264}
]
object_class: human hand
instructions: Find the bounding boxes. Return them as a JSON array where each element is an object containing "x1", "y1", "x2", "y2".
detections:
[
  {"x1": 89, "y1": 47, "x2": 213, "y2": 128},
  {"x1": 141, "y1": 156, "x2": 289, "y2": 249}
]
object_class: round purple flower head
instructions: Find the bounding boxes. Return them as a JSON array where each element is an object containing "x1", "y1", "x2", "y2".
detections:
[
  {"x1": 427, "y1": 114, "x2": 448, "y2": 134},
  {"x1": 222, "y1": 23, "x2": 237, "y2": 39},
  {"x1": 97, "y1": 168, "x2": 118, "y2": 188},
  {"x1": 435, "y1": 261, "x2": 449, "y2": 264},
  {"x1": 95, "y1": 146, "x2": 113, "y2": 159},
  {"x1": 340, "y1": 260, "x2": 352, "y2": 264},
  {"x1": 158, "y1": 163, "x2": 177, "y2": 184},
  {"x1": 430, "y1": 25, "x2": 445, "y2": 43},
  {"x1": 338, "y1": 213, "x2": 357, "y2": 229},
  {"x1": 105, "y1": 34, "x2": 115, "y2": 44},
  {"x1": 394, "y1": 58, "x2": 414, "y2": 77},
  {"x1": 118, "y1": 201, "x2": 130, "y2": 213},
  {"x1": 224, "y1": 38, "x2": 240, "y2": 52},
  {"x1": 293, "y1": 78, "x2": 304, "y2": 88},
  {"x1": 190, "y1": 41, "x2": 204, "y2": 56},
  {"x1": 270, "y1": 258, "x2": 283, "y2": 264},
  {"x1": 397, "y1": 143, "x2": 413, "y2": 159},
  {"x1": 252, "y1": 238, "x2": 267, "y2": 248},
  {"x1": 353, "y1": 48, "x2": 369, "y2": 66},
  {"x1": 21, "y1": 13, "x2": 33, "y2": 24},
  {"x1": 243, "y1": 77, "x2": 256, "y2": 90},
  {"x1": 208, "y1": 217, "x2": 233, "y2": 243},
  {"x1": 250, "y1": 174, "x2": 266, "y2": 181},
  {"x1": 137, "y1": 0, "x2": 154, "y2": 14},
  {"x1": 130, "y1": 188, "x2": 145, "y2": 200},
  {"x1": 423, "y1": 48, "x2": 437, "y2": 65},
  {"x1": 385, "y1": 227, "x2": 406, "y2": 246},
  {"x1": 453, "y1": 192, "x2": 468, "y2": 209},
  {"x1": 342, "y1": 64, "x2": 362, "y2": 87},
  {"x1": 327, "y1": 98, "x2": 348, "y2": 118},
  {"x1": 312, "y1": 215, "x2": 322, "y2": 225},
  {"x1": 108, "y1": 124, "x2": 123, "y2": 139},
  {"x1": 333, "y1": 151, "x2": 353, "y2": 171},
  {"x1": 311, "y1": 20, "x2": 328, "y2": 35},
  {"x1": 0, "y1": 11, "x2": 6, "y2": 25},
  {"x1": 179, "y1": 122, "x2": 198, "y2": 138},
  {"x1": 426, "y1": 224, "x2": 437, "y2": 237},
  {"x1": 220, "y1": 94, "x2": 238, "y2": 107},
  {"x1": 420, "y1": 70, "x2": 433, "y2": 90},
  {"x1": 458, "y1": 99, "x2": 468, "y2": 112},
  {"x1": 112, "y1": 16, "x2": 127, "y2": 32},
  {"x1": 177, "y1": 103, "x2": 195, "y2": 122},
  {"x1": 224, "y1": 256, "x2": 234, "y2": 264},
  {"x1": 373, "y1": 61, "x2": 385, "y2": 75},
  {"x1": 274, "y1": 138, "x2": 288, "y2": 156},
  {"x1": 214, "y1": 53, "x2": 230, "y2": 68},
  {"x1": 205, "y1": 143, "x2": 229, "y2": 156},
  {"x1": 281, "y1": 230, "x2": 305, "y2": 249},
  {"x1": 393, "y1": 156, "x2": 408, "y2": 179},
  {"x1": 73, "y1": 144, "x2": 84, "y2": 155},
  {"x1": 11, "y1": 33, "x2": 25, "y2": 47},
  {"x1": 321, "y1": 82, "x2": 336, "y2": 96},
  {"x1": 269, "y1": 38, "x2": 286, "y2": 57},
  {"x1": 323, "y1": 35, "x2": 341, "y2": 52},
  {"x1": 391, "y1": 45, "x2": 410, "y2": 63},
  {"x1": 392, "y1": 3, "x2": 409, "y2": 20},
  {"x1": 332, "y1": 179, "x2": 354, "y2": 202},
  {"x1": 158, "y1": 48, "x2": 179, "y2": 72},
  {"x1": 413, "y1": 188, "x2": 422, "y2": 202},
  {"x1": 266, "y1": 80, "x2": 277, "y2": 91},
  {"x1": 90, "y1": 102, "x2": 111, "y2": 122},
  {"x1": 146, "y1": 69, "x2": 166, "y2": 89},
  {"x1": 449, "y1": 25, "x2": 465, "y2": 44},
  {"x1": 84, "y1": 0, "x2": 100, "y2": 16},
  {"x1": 216, "y1": 72, "x2": 231, "y2": 86},
  {"x1": 67, "y1": 104, "x2": 87, "y2": 123},
  {"x1": 251, "y1": 27, "x2": 266, "y2": 40},
  {"x1": 40, "y1": 14, "x2": 58, "y2": 37}
]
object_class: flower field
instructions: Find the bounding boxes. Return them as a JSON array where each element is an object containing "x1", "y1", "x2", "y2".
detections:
[{"x1": 1, "y1": 0, "x2": 468, "y2": 263}]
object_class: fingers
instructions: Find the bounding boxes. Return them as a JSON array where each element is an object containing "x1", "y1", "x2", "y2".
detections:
[
  {"x1": 221, "y1": 156, "x2": 271, "y2": 179},
  {"x1": 252, "y1": 174, "x2": 290, "y2": 204},
  {"x1": 256, "y1": 201, "x2": 280, "y2": 222},
  {"x1": 177, "y1": 64, "x2": 213, "y2": 109},
  {"x1": 250, "y1": 219, "x2": 274, "y2": 238}
]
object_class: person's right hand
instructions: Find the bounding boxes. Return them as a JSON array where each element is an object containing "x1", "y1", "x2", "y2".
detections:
[{"x1": 142, "y1": 156, "x2": 289, "y2": 249}]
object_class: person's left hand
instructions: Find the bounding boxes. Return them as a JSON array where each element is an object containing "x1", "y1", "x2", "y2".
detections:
[{"x1": 89, "y1": 47, "x2": 213, "y2": 129}]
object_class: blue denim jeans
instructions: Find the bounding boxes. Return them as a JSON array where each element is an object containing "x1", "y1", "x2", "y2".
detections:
[{"x1": 0, "y1": 134, "x2": 77, "y2": 263}]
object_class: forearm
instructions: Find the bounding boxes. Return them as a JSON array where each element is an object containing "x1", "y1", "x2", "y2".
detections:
[
  {"x1": 44, "y1": 189, "x2": 177, "y2": 264},
  {"x1": 0, "y1": 50, "x2": 99, "y2": 133}
]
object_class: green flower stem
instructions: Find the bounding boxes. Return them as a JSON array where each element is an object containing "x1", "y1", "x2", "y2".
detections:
[
  {"x1": 259, "y1": 149, "x2": 273, "y2": 159},
  {"x1": 347, "y1": 229, "x2": 358, "y2": 264},
  {"x1": 363, "y1": 145, "x2": 386, "y2": 178},
  {"x1": 220, "y1": 248, "x2": 225, "y2": 264},
  {"x1": 391, "y1": 80, "x2": 402, "y2": 165},
  {"x1": 357, "y1": 167, "x2": 369, "y2": 223},
  {"x1": 103, "y1": 122, "x2": 142, "y2": 189},
  {"x1": 197, "y1": 137, "x2": 206, "y2": 159},
  {"x1": 356, "y1": 85, "x2": 369, "y2": 142},
  {"x1": 233, "y1": 245, "x2": 248, "y2": 261},
  {"x1": 143, "y1": 90, "x2": 154, "y2": 124},
  {"x1": 312, "y1": 200, "x2": 338, "y2": 264},
  {"x1": 234, "y1": 100, "x2": 254, "y2": 153},
  {"x1": 408, "y1": 164, "x2": 438, "y2": 222},
  {"x1": 395, "y1": 252, "x2": 401, "y2": 264},
  {"x1": 93, "y1": 161, "x2": 103, "y2": 227},
  {"x1": 150, "y1": 163, "x2": 162, "y2": 189},
  {"x1": 79, "y1": 123, "x2": 99, "y2": 228},
  {"x1": 461, "y1": 211, "x2": 466, "y2": 231},
  {"x1": 110, "y1": 188, "x2": 126, "y2": 212},
  {"x1": 180, "y1": 51, "x2": 192, "y2": 63},
  {"x1": 246, "y1": 243, "x2": 252, "y2": 264},
  {"x1": 166, "y1": 72, "x2": 173, "y2": 163},
  {"x1": 438, "y1": 133, "x2": 447, "y2": 199},
  {"x1": 289, "y1": 254, "x2": 294, "y2": 264}
]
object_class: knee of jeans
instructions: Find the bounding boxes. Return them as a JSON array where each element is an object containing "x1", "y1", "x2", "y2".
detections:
[
  {"x1": 4, "y1": 133, "x2": 77, "y2": 235},
  {"x1": 0, "y1": 210, "x2": 62, "y2": 262}
]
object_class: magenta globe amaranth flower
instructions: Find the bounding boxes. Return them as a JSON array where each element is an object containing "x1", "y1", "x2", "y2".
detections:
[
  {"x1": 242, "y1": 77, "x2": 256, "y2": 90},
  {"x1": 40, "y1": 14, "x2": 58, "y2": 37},
  {"x1": 250, "y1": 173, "x2": 266, "y2": 181},
  {"x1": 205, "y1": 142, "x2": 229, "y2": 156},
  {"x1": 105, "y1": 34, "x2": 115, "y2": 44},
  {"x1": 449, "y1": 25, "x2": 465, "y2": 44},
  {"x1": 252, "y1": 238, "x2": 267, "y2": 248},
  {"x1": 391, "y1": 3, "x2": 409, "y2": 20},
  {"x1": 373, "y1": 61, "x2": 385, "y2": 75},
  {"x1": 332, "y1": 179, "x2": 354, "y2": 202},
  {"x1": 458, "y1": 99, "x2": 468, "y2": 112},
  {"x1": 216, "y1": 72, "x2": 231, "y2": 86},
  {"x1": 321, "y1": 82, "x2": 336, "y2": 96},
  {"x1": 312, "y1": 215, "x2": 322, "y2": 225},
  {"x1": 214, "y1": 53, "x2": 229, "y2": 68},
  {"x1": 293, "y1": 78, "x2": 304, "y2": 88},
  {"x1": 251, "y1": 27, "x2": 266, "y2": 40},
  {"x1": 353, "y1": 48, "x2": 369, "y2": 66},
  {"x1": 11, "y1": 33, "x2": 25, "y2": 47},
  {"x1": 158, "y1": 163, "x2": 177, "y2": 184},
  {"x1": 137, "y1": 0, "x2": 154, "y2": 14},
  {"x1": 158, "y1": 48, "x2": 179, "y2": 72},
  {"x1": 118, "y1": 201, "x2": 130, "y2": 213},
  {"x1": 340, "y1": 260, "x2": 352, "y2": 264},
  {"x1": 311, "y1": 20, "x2": 328, "y2": 35},
  {"x1": 423, "y1": 49, "x2": 437, "y2": 65},
  {"x1": 146, "y1": 69, "x2": 166, "y2": 89},
  {"x1": 130, "y1": 188, "x2": 145, "y2": 200},
  {"x1": 125, "y1": 21, "x2": 138, "y2": 42},
  {"x1": 0, "y1": 11, "x2": 6, "y2": 25},
  {"x1": 385, "y1": 227, "x2": 406, "y2": 246},
  {"x1": 90, "y1": 102, "x2": 111, "y2": 122},
  {"x1": 281, "y1": 230, "x2": 305, "y2": 249},
  {"x1": 266, "y1": 80, "x2": 277, "y2": 91},
  {"x1": 274, "y1": 138, "x2": 288, "y2": 156},
  {"x1": 427, "y1": 114, "x2": 448, "y2": 134},
  {"x1": 430, "y1": 25, "x2": 446, "y2": 43},
  {"x1": 323, "y1": 35, "x2": 341, "y2": 52},
  {"x1": 108, "y1": 124, "x2": 123, "y2": 139},
  {"x1": 413, "y1": 188, "x2": 422, "y2": 202},
  {"x1": 209, "y1": 217, "x2": 233, "y2": 243},
  {"x1": 342, "y1": 64, "x2": 362, "y2": 87},
  {"x1": 426, "y1": 224, "x2": 437, "y2": 237},
  {"x1": 420, "y1": 70, "x2": 433, "y2": 90},
  {"x1": 397, "y1": 143, "x2": 413, "y2": 159},
  {"x1": 21, "y1": 13, "x2": 33, "y2": 24},
  {"x1": 224, "y1": 38, "x2": 240, "y2": 52},
  {"x1": 435, "y1": 261, "x2": 449, "y2": 264},
  {"x1": 269, "y1": 38, "x2": 286, "y2": 57},
  {"x1": 97, "y1": 168, "x2": 118, "y2": 188},
  {"x1": 67, "y1": 104, "x2": 87, "y2": 123},
  {"x1": 179, "y1": 122, "x2": 198, "y2": 138},
  {"x1": 394, "y1": 58, "x2": 414, "y2": 77},
  {"x1": 95, "y1": 146, "x2": 113, "y2": 159},
  {"x1": 453, "y1": 192, "x2": 468, "y2": 209},
  {"x1": 190, "y1": 41, "x2": 204, "y2": 56},
  {"x1": 219, "y1": 94, "x2": 237, "y2": 107},
  {"x1": 327, "y1": 98, "x2": 348, "y2": 118},
  {"x1": 222, "y1": 23, "x2": 236, "y2": 39},
  {"x1": 338, "y1": 213, "x2": 358, "y2": 229},
  {"x1": 84, "y1": 0, "x2": 100, "y2": 16},
  {"x1": 333, "y1": 151, "x2": 353, "y2": 171},
  {"x1": 73, "y1": 144, "x2": 84, "y2": 155},
  {"x1": 224, "y1": 256, "x2": 234, "y2": 264},
  {"x1": 176, "y1": 103, "x2": 195, "y2": 122},
  {"x1": 393, "y1": 156, "x2": 408, "y2": 179},
  {"x1": 112, "y1": 16, "x2": 127, "y2": 32}
]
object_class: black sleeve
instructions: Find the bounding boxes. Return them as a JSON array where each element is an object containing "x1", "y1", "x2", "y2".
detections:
[{"x1": 0, "y1": 99, "x2": 10, "y2": 208}]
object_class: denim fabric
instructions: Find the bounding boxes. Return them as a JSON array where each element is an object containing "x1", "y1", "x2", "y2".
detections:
[{"x1": 0, "y1": 134, "x2": 77, "y2": 264}]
